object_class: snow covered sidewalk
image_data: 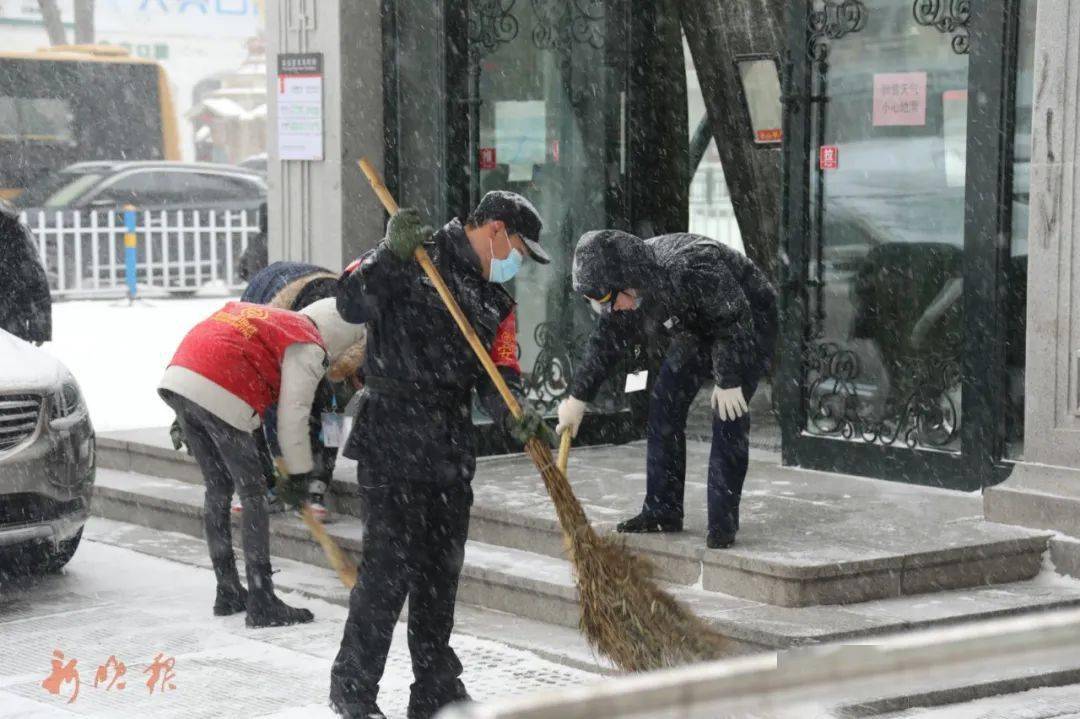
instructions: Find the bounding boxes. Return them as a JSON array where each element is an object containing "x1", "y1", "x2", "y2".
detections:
[{"x1": 0, "y1": 517, "x2": 599, "y2": 719}]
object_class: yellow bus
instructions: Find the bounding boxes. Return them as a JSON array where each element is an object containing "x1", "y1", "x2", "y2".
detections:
[{"x1": 0, "y1": 45, "x2": 180, "y2": 200}]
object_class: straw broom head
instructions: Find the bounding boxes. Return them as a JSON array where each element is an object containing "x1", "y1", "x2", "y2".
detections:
[{"x1": 526, "y1": 438, "x2": 730, "y2": 671}]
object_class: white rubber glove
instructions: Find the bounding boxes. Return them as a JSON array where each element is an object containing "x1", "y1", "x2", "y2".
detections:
[
  {"x1": 555, "y1": 396, "x2": 587, "y2": 438},
  {"x1": 710, "y1": 386, "x2": 748, "y2": 422}
]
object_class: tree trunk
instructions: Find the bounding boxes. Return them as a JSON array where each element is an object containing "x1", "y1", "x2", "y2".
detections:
[
  {"x1": 36, "y1": 0, "x2": 67, "y2": 45},
  {"x1": 676, "y1": 0, "x2": 786, "y2": 282},
  {"x1": 74, "y1": 0, "x2": 95, "y2": 44}
]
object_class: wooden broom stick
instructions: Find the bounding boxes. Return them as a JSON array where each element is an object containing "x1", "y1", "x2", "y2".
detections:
[
  {"x1": 358, "y1": 158, "x2": 523, "y2": 417},
  {"x1": 275, "y1": 458, "x2": 358, "y2": 588},
  {"x1": 557, "y1": 429, "x2": 572, "y2": 476}
]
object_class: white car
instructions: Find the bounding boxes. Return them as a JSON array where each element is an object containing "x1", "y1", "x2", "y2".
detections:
[{"x1": 0, "y1": 329, "x2": 94, "y2": 576}]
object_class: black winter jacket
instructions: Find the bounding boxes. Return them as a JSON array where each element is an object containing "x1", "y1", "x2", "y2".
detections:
[
  {"x1": 336, "y1": 219, "x2": 522, "y2": 484},
  {"x1": 0, "y1": 209, "x2": 51, "y2": 343},
  {"x1": 570, "y1": 233, "x2": 777, "y2": 402}
]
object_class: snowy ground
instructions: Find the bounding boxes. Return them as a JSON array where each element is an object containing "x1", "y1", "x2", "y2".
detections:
[
  {"x1": 42, "y1": 297, "x2": 236, "y2": 432},
  {"x1": 0, "y1": 522, "x2": 598, "y2": 718}
]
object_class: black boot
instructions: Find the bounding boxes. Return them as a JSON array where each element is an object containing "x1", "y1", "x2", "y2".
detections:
[
  {"x1": 245, "y1": 562, "x2": 314, "y2": 628},
  {"x1": 616, "y1": 511, "x2": 683, "y2": 534},
  {"x1": 706, "y1": 530, "x2": 736, "y2": 549},
  {"x1": 329, "y1": 675, "x2": 385, "y2": 719},
  {"x1": 407, "y1": 679, "x2": 471, "y2": 719},
  {"x1": 211, "y1": 554, "x2": 247, "y2": 616}
]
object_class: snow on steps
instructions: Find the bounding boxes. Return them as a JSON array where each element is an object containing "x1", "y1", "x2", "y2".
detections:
[
  {"x1": 97, "y1": 432, "x2": 1055, "y2": 609},
  {"x1": 91, "y1": 468, "x2": 1080, "y2": 652}
]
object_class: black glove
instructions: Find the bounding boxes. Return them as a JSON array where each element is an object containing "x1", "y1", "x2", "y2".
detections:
[
  {"x1": 275, "y1": 472, "x2": 310, "y2": 507},
  {"x1": 386, "y1": 208, "x2": 433, "y2": 261},
  {"x1": 505, "y1": 405, "x2": 557, "y2": 447}
]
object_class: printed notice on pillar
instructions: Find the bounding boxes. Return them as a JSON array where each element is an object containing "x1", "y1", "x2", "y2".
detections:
[
  {"x1": 277, "y1": 53, "x2": 324, "y2": 161},
  {"x1": 873, "y1": 72, "x2": 927, "y2": 127}
]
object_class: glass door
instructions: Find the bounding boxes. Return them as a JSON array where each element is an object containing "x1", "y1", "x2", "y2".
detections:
[
  {"x1": 778, "y1": 0, "x2": 1029, "y2": 488},
  {"x1": 465, "y1": 1, "x2": 642, "y2": 449}
]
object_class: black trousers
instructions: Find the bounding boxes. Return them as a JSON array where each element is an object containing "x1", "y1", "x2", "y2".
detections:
[
  {"x1": 331, "y1": 479, "x2": 472, "y2": 709},
  {"x1": 642, "y1": 342, "x2": 758, "y2": 535},
  {"x1": 160, "y1": 391, "x2": 270, "y2": 568}
]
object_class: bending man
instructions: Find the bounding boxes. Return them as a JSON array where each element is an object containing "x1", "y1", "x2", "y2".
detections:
[
  {"x1": 556, "y1": 230, "x2": 777, "y2": 549},
  {"x1": 158, "y1": 298, "x2": 364, "y2": 626}
]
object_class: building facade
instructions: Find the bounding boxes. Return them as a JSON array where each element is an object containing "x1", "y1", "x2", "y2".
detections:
[{"x1": 266, "y1": 0, "x2": 1079, "y2": 489}]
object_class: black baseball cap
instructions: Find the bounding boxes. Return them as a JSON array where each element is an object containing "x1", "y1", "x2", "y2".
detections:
[{"x1": 470, "y1": 191, "x2": 550, "y2": 264}]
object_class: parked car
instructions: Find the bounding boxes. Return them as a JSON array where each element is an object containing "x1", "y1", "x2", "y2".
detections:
[
  {"x1": 15, "y1": 160, "x2": 266, "y2": 213},
  {"x1": 14, "y1": 161, "x2": 265, "y2": 297},
  {"x1": 0, "y1": 329, "x2": 95, "y2": 576},
  {"x1": 237, "y1": 152, "x2": 268, "y2": 175}
]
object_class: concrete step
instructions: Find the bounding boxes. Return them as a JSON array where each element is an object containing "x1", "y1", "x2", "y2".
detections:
[
  {"x1": 985, "y1": 461, "x2": 1080, "y2": 538},
  {"x1": 90, "y1": 468, "x2": 1080, "y2": 652},
  {"x1": 99, "y1": 430, "x2": 1054, "y2": 608}
]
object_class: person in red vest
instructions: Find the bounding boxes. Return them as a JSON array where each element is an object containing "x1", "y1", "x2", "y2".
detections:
[{"x1": 158, "y1": 297, "x2": 365, "y2": 627}]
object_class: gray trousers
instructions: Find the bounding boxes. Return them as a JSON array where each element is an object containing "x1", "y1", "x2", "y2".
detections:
[{"x1": 161, "y1": 391, "x2": 270, "y2": 568}]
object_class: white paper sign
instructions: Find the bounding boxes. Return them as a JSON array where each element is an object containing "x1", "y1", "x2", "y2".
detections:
[
  {"x1": 625, "y1": 370, "x2": 649, "y2": 393},
  {"x1": 277, "y1": 53, "x2": 324, "y2": 161},
  {"x1": 321, "y1": 412, "x2": 344, "y2": 448}
]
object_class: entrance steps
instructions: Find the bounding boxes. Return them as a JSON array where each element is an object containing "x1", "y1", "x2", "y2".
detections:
[{"x1": 93, "y1": 429, "x2": 1080, "y2": 652}]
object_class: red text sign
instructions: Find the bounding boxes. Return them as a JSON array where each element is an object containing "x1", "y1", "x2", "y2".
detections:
[{"x1": 819, "y1": 145, "x2": 839, "y2": 170}]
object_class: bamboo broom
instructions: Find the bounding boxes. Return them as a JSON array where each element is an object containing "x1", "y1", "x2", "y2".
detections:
[
  {"x1": 274, "y1": 458, "x2": 359, "y2": 589},
  {"x1": 358, "y1": 159, "x2": 730, "y2": 671}
]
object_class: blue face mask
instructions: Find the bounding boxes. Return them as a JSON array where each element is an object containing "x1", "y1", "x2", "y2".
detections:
[{"x1": 488, "y1": 232, "x2": 523, "y2": 283}]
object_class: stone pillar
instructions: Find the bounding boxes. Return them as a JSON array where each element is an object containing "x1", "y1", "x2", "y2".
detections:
[
  {"x1": 984, "y1": 0, "x2": 1080, "y2": 539},
  {"x1": 264, "y1": 0, "x2": 385, "y2": 270},
  {"x1": 1023, "y1": 0, "x2": 1080, "y2": 470}
]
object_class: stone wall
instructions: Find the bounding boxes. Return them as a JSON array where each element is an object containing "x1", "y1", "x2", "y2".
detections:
[{"x1": 1025, "y1": 0, "x2": 1080, "y2": 468}]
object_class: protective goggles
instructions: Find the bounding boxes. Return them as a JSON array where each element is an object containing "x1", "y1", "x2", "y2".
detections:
[{"x1": 584, "y1": 290, "x2": 615, "y2": 316}]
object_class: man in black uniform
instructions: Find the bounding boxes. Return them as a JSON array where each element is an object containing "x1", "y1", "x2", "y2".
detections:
[
  {"x1": 329, "y1": 191, "x2": 553, "y2": 719},
  {"x1": 555, "y1": 230, "x2": 777, "y2": 549}
]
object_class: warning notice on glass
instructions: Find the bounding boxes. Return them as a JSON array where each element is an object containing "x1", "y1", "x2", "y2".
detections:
[
  {"x1": 873, "y1": 71, "x2": 927, "y2": 127},
  {"x1": 277, "y1": 53, "x2": 324, "y2": 161}
]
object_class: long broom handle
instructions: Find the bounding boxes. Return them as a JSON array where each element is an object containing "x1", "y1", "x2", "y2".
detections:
[
  {"x1": 557, "y1": 429, "x2": 572, "y2": 475},
  {"x1": 358, "y1": 158, "x2": 523, "y2": 420}
]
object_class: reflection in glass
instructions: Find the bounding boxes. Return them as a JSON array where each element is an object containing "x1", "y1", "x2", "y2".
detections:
[{"x1": 803, "y1": 0, "x2": 968, "y2": 450}]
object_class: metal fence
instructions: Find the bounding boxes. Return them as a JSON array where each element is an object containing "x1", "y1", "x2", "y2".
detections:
[
  {"x1": 688, "y1": 163, "x2": 743, "y2": 253},
  {"x1": 19, "y1": 207, "x2": 260, "y2": 298}
]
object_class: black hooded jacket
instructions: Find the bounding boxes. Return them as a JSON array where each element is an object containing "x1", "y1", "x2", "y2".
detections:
[
  {"x1": 335, "y1": 219, "x2": 522, "y2": 483},
  {"x1": 0, "y1": 206, "x2": 51, "y2": 343},
  {"x1": 570, "y1": 232, "x2": 777, "y2": 402}
]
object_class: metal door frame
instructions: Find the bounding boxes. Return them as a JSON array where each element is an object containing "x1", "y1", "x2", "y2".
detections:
[{"x1": 777, "y1": 0, "x2": 1024, "y2": 490}]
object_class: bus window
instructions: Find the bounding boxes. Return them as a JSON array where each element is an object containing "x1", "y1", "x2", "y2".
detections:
[{"x1": 0, "y1": 96, "x2": 75, "y2": 144}]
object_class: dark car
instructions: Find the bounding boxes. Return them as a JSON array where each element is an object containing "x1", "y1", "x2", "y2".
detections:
[
  {"x1": 15, "y1": 161, "x2": 266, "y2": 296},
  {"x1": 15, "y1": 160, "x2": 266, "y2": 213}
]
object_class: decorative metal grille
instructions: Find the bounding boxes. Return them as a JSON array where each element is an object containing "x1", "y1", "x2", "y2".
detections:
[
  {"x1": 804, "y1": 338, "x2": 962, "y2": 449},
  {"x1": 807, "y1": 0, "x2": 867, "y2": 62},
  {"x1": 469, "y1": 0, "x2": 520, "y2": 57},
  {"x1": 525, "y1": 321, "x2": 586, "y2": 410},
  {"x1": 913, "y1": 0, "x2": 971, "y2": 55},
  {"x1": 531, "y1": 0, "x2": 605, "y2": 60}
]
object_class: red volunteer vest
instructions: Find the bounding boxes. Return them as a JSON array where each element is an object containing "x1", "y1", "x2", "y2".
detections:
[{"x1": 169, "y1": 301, "x2": 325, "y2": 416}]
